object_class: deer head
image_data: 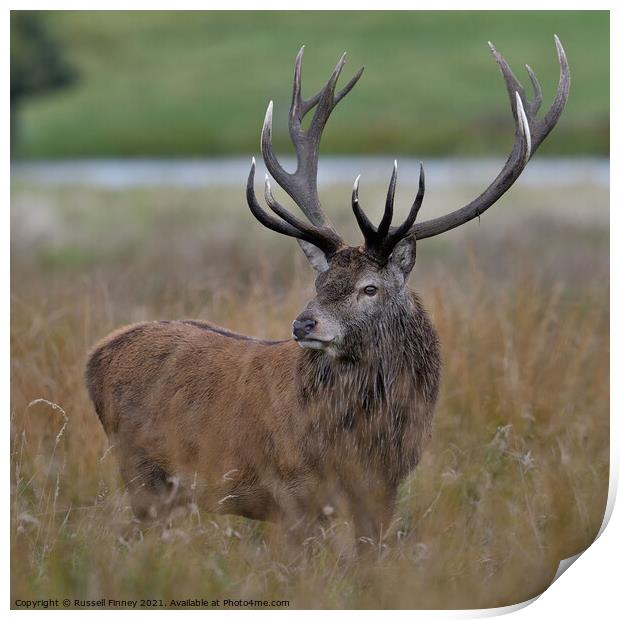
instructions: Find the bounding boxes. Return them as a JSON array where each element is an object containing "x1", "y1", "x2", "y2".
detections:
[{"x1": 247, "y1": 41, "x2": 570, "y2": 356}]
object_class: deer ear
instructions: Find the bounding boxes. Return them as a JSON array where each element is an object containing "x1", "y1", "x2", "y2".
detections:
[
  {"x1": 390, "y1": 234, "x2": 417, "y2": 278},
  {"x1": 297, "y1": 239, "x2": 329, "y2": 273}
]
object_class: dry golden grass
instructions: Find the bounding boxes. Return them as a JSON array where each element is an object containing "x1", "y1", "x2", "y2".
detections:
[{"x1": 10, "y1": 181, "x2": 609, "y2": 609}]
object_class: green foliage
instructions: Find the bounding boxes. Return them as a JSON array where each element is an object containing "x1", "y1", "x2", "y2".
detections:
[
  {"x1": 11, "y1": 11, "x2": 76, "y2": 153},
  {"x1": 11, "y1": 12, "x2": 76, "y2": 102},
  {"x1": 16, "y1": 10, "x2": 609, "y2": 158}
]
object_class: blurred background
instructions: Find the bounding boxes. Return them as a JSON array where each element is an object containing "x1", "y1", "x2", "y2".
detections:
[
  {"x1": 11, "y1": 10, "x2": 609, "y2": 610},
  {"x1": 9, "y1": 11, "x2": 610, "y2": 158}
]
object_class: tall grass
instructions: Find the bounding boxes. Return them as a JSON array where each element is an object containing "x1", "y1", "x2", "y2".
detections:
[{"x1": 10, "y1": 182, "x2": 608, "y2": 608}]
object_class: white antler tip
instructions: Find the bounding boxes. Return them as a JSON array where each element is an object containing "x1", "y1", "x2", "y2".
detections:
[
  {"x1": 264, "y1": 101, "x2": 273, "y2": 121},
  {"x1": 394, "y1": 159, "x2": 398, "y2": 170},
  {"x1": 514, "y1": 92, "x2": 523, "y2": 120},
  {"x1": 353, "y1": 174, "x2": 361, "y2": 191},
  {"x1": 514, "y1": 91, "x2": 524, "y2": 115},
  {"x1": 514, "y1": 91, "x2": 532, "y2": 159},
  {"x1": 262, "y1": 102, "x2": 273, "y2": 136},
  {"x1": 251, "y1": 156, "x2": 256, "y2": 166}
]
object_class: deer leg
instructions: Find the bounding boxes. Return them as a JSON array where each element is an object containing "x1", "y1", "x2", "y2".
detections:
[
  {"x1": 271, "y1": 475, "x2": 337, "y2": 552},
  {"x1": 348, "y1": 484, "x2": 397, "y2": 556},
  {"x1": 119, "y1": 452, "x2": 190, "y2": 523}
]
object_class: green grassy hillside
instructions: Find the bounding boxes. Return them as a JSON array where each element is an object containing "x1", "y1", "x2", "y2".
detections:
[{"x1": 16, "y1": 11, "x2": 609, "y2": 157}]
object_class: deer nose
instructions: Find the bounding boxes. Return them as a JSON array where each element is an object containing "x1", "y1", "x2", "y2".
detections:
[{"x1": 292, "y1": 318, "x2": 316, "y2": 340}]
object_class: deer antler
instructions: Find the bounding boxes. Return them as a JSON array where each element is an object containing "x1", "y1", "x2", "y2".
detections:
[
  {"x1": 351, "y1": 36, "x2": 569, "y2": 260},
  {"x1": 248, "y1": 38, "x2": 570, "y2": 263},
  {"x1": 246, "y1": 158, "x2": 343, "y2": 256},
  {"x1": 246, "y1": 46, "x2": 364, "y2": 256},
  {"x1": 352, "y1": 160, "x2": 426, "y2": 262},
  {"x1": 409, "y1": 35, "x2": 570, "y2": 241}
]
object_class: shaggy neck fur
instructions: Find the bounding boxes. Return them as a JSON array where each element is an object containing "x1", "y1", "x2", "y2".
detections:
[
  {"x1": 297, "y1": 290, "x2": 440, "y2": 416},
  {"x1": 295, "y1": 290, "x2": 440, "y2": 483}
]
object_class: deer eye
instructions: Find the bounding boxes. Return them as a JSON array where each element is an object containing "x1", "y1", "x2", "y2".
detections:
[{"x1": 363, "y1": 285, "x2": 378, "y2": 297}]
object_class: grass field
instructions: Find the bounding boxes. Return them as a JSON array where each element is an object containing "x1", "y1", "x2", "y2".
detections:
[
  {"x1": 10, "y1": 172, "x2": 609, "y2": 609},
  {"x1": 15, "y1": 10, "x2": 609, "y2": 158}
]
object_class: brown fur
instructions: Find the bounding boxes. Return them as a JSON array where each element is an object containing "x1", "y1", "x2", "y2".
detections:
[
  {"x1": 85, "y1": 41, "x2": 571, "y2": 548},
  {"x1": 86, "y1": 260, "x2": 440, "y2": 545}
]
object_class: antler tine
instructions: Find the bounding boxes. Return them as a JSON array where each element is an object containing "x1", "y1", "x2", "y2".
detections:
[
  {"x1": 515, "y1": 92, "x2": 532, "y2": 159},
  {"x1": 377, "y1": 160, "x2": 397, "y2": 238},
  {"x1": 290, "y1": 46, "x2": 305, "y2": 130},
  {"x1": 537, "y1": 35, "x2": 570, "y2": 149},
  {"x1": 351, "y1": 174, "x2": 376, "y2": 245},
  {"x1": 260, "y1": 47, "x2": 364, "y2": 228},
  {"x1": 308, "y1": 52, "x2": 352, "y2": 138},
  {"x1": 261, "y1": 101, "x2": 289, "y2": 196},
  {"x1": 246, "y1": 158, "x2": 304, "y2": 238},
  {"x1": 264, "y1": 174, "x2": 310, "y2": 230},
  {"x1": 263, "y1": 174, "x2": 343, "y2": 252},
  {"x1": 305, "y1": 54, "x2": 365, "y2": 151},
  {"x1": 488, "y1": 41, "x2": 528, "y2": 122},
  {"x1": 335, "y1": 66, "x2": 365, "y2": 105},
  {"x1": 290, "y1": 46, "x2": 322, "y2": 134},
  {"x1": 489, "y1": 36, "x2": 570, "y2": 154},
  {"x1": 384, "y1": 163, "x2": 425, "y2": 250},
  {"x1": 352, "y1": 162, "x2": 426, "y2": 261},
  {"x1": 245, "y1": 159, "x2": 341, "y2": 256},
  {"x1": 525, "y1": 64, "x2": 543, "y2": 116},
  {"x1": 411, "y1": 36, "x2": 568, "y2": 241},
  {"x1": 292, "y1": 47, "x2": 364, "y2": 119}
]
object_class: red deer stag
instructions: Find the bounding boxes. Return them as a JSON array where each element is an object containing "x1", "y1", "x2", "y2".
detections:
[{"x1": 86, "y1": 39, "x2": 569, "y2": 548}]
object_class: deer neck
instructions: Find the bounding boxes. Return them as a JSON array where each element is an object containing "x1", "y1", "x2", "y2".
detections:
[{"x1": 296, "y1": 295, "x2": 425, "y2": 407}]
